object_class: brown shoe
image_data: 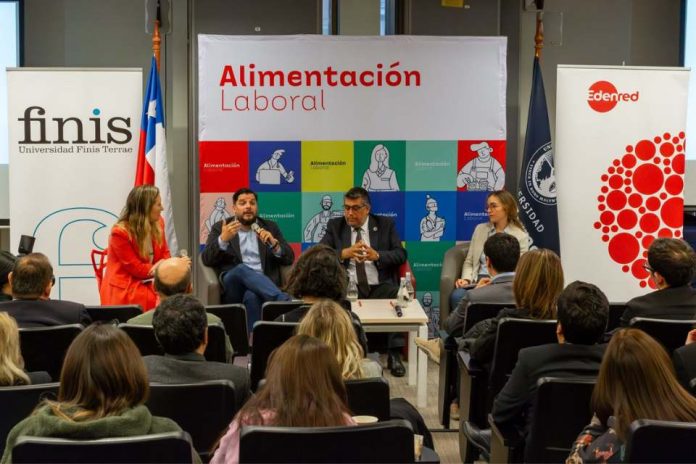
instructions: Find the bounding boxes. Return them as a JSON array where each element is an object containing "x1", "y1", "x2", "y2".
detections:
[{"x1": 415, "y1": 337, "x2": 441, "y2": 364}]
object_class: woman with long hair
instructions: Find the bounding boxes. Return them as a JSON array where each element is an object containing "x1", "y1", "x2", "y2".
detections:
[
  {"x1": 0, "y1": 313, "x2": 50, "y2": 386},
  {"x1": 210, "y1": 335, "x2": 355, "y2": 464},
  {"x1": 1, "y1": 324, "x2": 190, "y2": 464},
  {"x1": 0, "y1": 251, "x2": 16, "y2": 302},
  {"x1": 567, "y1": 328, "x2": 696, "y2": 463},
  {"x1": 297, "y1": 299, "x2": 381, "y2": 379},
  {"x1": 466, "y1": 248, "x2": 564, "y2": 364},
  {"x1": 99, "y1": 185, "x2": 173, "y2": 311},
  {"x1": 451, "y1": 190, "x2": 529, "y2": 310}
]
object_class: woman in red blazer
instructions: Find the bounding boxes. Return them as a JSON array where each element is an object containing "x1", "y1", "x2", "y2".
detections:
[{"x1": 99, "y1": 185, "x2": 170, "y2": 311}]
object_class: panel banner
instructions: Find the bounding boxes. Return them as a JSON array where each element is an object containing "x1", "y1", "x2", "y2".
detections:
[
  {"x1": 198, "y1": 35, "x2": 507, "y2": 330},
  {"x1": 556, "y1": 66, "x2": 690, "y2": 301},
  {"x1": 7, "y1": 68, "x2": 141, "y2": 304}
]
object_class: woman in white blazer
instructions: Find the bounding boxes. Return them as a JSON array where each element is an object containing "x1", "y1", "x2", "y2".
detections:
[{"x1": 450, "y1": 190, "x2": 530, "y2": 311}]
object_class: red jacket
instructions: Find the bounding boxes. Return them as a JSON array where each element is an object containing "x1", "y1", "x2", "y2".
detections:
[{"x1": 99, "y1": 218, "x2": 170, "y2": 311}]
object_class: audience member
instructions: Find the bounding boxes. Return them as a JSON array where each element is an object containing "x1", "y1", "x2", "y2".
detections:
[
  {"x1": 100, "y1": 185, "x2": 172, "y2": 311},
  {"x1": 0, "y1": 251, "x2": 16, "y2": 302},
  {"x1": 0, "y1": 253, "x2": 91, "y2": 327},
  {"x1": 1, "y1": 324, "x2": 195, "y2": 464},
  {"x1": 144, "y1": 294, "x2": 250, "y2": 408},
  {"x1": 567, "y1": 328, "x2": 696, "y2": 463},
  {"x1": 0, "y1": 313, "x2": 51, "y2": 385},
  {"x1": 210, "y1": 335, "x2": 355, "y2": 464},
  {"x1": 463, "y1": 248, "x2": 563, "y2": 364},
  {"x1": 320, "y1": 187, "x2": 408, "y2": 376},
  {"x1": 464, "y1": 281, "x2": 608, "y2": 457},
  {"x1": 620, "y1": 238, "x2": 696, "y2": 326},
  {"x1": 127, "y1": 257, "x2": 233, "y2": 361},
  {"x1": 202, "y1": 188, "x2": 294, "y2": 333},
  {"x1": 450, "y1": 190, "x2": 529, "y2": 311},
  {"x1": 672, "y1": 328, "x2": 696, "y2": 390}
]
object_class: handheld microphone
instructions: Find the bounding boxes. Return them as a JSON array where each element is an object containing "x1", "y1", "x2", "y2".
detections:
[{"x1": 250, "y1": 222, "x2": 277, "y2": 249}]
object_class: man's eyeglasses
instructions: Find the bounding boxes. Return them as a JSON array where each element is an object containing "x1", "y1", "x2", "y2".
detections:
[
  {"x1": 642, "y1": 263, "x2": 655, "y2": 274},
  {"x1": 343, "y1": 204, "x2": 367, "y2": 212}
]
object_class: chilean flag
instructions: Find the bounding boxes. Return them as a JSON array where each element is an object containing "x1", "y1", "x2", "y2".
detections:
[{"x1": 135, "y1": 56, "x2": 179, "y2": 254}]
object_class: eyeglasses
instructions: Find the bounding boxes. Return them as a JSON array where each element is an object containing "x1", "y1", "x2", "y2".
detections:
[
  {"x1": 343, "y1": 204, "x2": 367, "y2": 212},
  {"x1": 485, "y1": 204, "x2": 502, "y2": 211},
  {"x1": 642, "y1": 263, "x2": 655, "y2": 274}
]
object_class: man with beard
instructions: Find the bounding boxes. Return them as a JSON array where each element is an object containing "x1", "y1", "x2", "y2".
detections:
[{"x1": 202, "y1": 188, "x2": 294, "y2": 329}]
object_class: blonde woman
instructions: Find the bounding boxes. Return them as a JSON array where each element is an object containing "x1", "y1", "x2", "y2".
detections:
[
  {"x1": 297, "y1": 299, "x2": 382, "y2": 379},
  {"x1": 100, "y1": 185, "x2": 172, "y2": 311},
  {"x1": 0, "y1": 313, "x2": 51, "y2": 386}
]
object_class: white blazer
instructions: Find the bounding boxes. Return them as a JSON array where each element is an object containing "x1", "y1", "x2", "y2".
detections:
[{"x1": 460, "y1": 222, "x2": 530, "y2": 282}]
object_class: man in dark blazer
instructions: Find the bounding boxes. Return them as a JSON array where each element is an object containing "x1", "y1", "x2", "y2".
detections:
[
  {"x1": 0, "y1": 252, "x2": 91, "y2": 327},
  {"x1": 320, "y1": 187, "x2": 408, "y2": 375},
  {"x1": 144, "y1": 294, "x2": 251, "y2": 408},
  {"x1": 202, "y1": 188, "x2": 294, "y2": 330},
  {"x1": 620, "y1": 238, "x2": 696, "y2": 327},
  {"x1": 464, "y1": 281, "x2": 608, "y2": 457}
]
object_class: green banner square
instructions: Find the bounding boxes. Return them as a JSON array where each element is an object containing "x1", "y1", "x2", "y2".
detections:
[
  {"x1": 257, "y1": 192, "x2": 302, "y2": 243},
  {"x1": 353, "y1": 141, "x2": 406, "y2": 192},
  {"x1": 405, "y1": 141, "x2": 457, "y2": 191},
  {"x1": 405, "y1": 241, "x2": 455, "y2": 291}
]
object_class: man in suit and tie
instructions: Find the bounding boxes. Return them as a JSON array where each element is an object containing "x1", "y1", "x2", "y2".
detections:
[
  {"x1": 620, "y1": 238, "x2": 696, "y2": 327},
  {"x1": 0, "y1": 252, "x2": 91, "y2": 327},
  {"x1": 202, "y1": 188, "x2": 295, "y2": 330},
  {"x1": 320, "y1": 186, "x2": 408, "y2": 376}
]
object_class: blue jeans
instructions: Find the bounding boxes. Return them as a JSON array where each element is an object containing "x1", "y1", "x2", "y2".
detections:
[
  {"x1": 221, "y1": 264, "x2": 291, "y2": 333},
  {"x1": 450, "y1": 287, "x2": 469, "y2": 313}
]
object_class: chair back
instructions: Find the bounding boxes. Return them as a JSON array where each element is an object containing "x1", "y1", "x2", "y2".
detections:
[
  {"x1": 147, "y1": 381, "x2": 236, "y2": 461},
  {"x1": 464, "y1": 303, "x2": 511, "y2": 333},
  {"x1": 12, "y1": 432, "x2": 195, "y2": 464},
  {"x1": 629, "y1": 317, "x2": 696, "y2": 354},
  {"x1": 19, "y1": 324, "x2": 83, "y2": 380},
  {"x1": 90, "y1": 249, "x2": 107, "y2": 288},
  {"x1": 249, "y1": 322, "x2": 297, "y2": 391},
  {"x1": 119, "y1": 323, "x2": 227, "y2": 362},
  {"x1": 239, "y1": 419, "x2": 414, "y2": 463},
  {"x1": 524, "y1": 377, "x2": 596, "y2": 462},
  {"x1": 489, "y1": 318, "x2": 557, "y2": 396},
  {"x1": 206, "y1": 303, "x2": 250, "y2": 356},
  {"x1": 0, "y1": 383, "x2": 60, "y2": 456},
  {"x1": 625, "y1": 419, "x2": 696, "y2": 463},
  {"x1": 345, "y1": 378, "x2": 390, "y2": 421},
  {"x1": 607, "y1": 303, "x2": 626, "y2": 331},
  {"x1": 261, "y1": 301, "x2": 306, "y2": 321},
  {"x1": 85, "y1": 305, "x2": 143, "y2": 323}
]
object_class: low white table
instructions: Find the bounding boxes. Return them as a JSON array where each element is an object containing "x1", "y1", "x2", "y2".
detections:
[{"x1": 351, "y1": 298, "x2": 429, "y2": 408}]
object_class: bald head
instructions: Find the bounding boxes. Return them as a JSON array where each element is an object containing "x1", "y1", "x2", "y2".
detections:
[{"x1": 154, "y1": 257, "x2": 192, "y2": 298}]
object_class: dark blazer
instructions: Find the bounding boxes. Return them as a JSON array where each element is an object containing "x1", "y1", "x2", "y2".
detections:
[
  {"x1": 319, "y1": 214, "x2": 407, "y2": 285},
  {"x1": 469, "y1": 307, "x2": 530, "y2": 364},
  {"x1": 620, "y1": 285, "x2": 696, "y2": 327},
  {"x1": 201, "y1": 217, "x2": 294, "y2": 286},
  {"x1": 0, "y1": 299, "x2": 91, "y2": 328},
  {"x1": 143, "y1": 352, "x2": 251, "y2": 408},
  {"x1": 673, "y1": 343, "x2": 696, "y2": 390},
  {"x1": 444, "y1": 273, "x2": 515, "y2": 335},
  {"x1": 492, "y1": 343, "x2": 605, "y2": 436},
  {"x1": 27, "y1": 371, "x2": 52, "y2": 384}
]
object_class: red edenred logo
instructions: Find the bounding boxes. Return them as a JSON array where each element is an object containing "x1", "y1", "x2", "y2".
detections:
[{"x1": 587, "y1": 81, "x2": 639, "y2": 113}]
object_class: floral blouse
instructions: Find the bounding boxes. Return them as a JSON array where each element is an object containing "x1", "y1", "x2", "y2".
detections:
[{"x1": 567, "y1": 415, "x2": 623, "y2": 463}]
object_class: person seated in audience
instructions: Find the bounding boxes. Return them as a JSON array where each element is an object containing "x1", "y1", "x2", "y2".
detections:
[
  {"x1": 1, "y1": 324, "x2": 197, "y2": 464},
  {"x1": 567, "y1": 328, "x2": 696, "y2": 463},
  {"x1": 415, "y1": 232, "x2": 520, "y2": 362},
  {"x1": 464, "y1": 281, "x2": 609, "y2": 458},
  {"x1": 100, "y1": 185, "x2": 172, "y2": 312},
  {"x1": 450, "y1": 190, "x2": 529, "y2": 311},
  {"x1": 144, "y1": 294, "x2": 250, "y2": 408},
  {"x1": 671, "y1": 328, "x2": 696, "y2": 390},
  {"x1": 127, "y1": 257, "x2": 233, "y2": 361},
  {"x1": 620, "y1": 237, "x2": 696, "y2": 326},
  {"x1": 0, "y1": 253, "x2": 91, "y2": 327},
  {"x1": 0, "y1": 313, "x2": 51, "y2": 385},
  {"x1": 210, "y1": 335, "x2": 355, "y2": 464},
  {"x1": 461, "y1": 248, "x2": 564, "y2": 365},
  {"x1": 274, "y1": 244, "x2": 368, "y2": 353},
  {"x1": 0, "y1": 251, "x2": 17, "y2": 302}
]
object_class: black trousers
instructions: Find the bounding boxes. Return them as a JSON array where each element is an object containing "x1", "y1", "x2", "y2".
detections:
[{"x1": 359, "y1": 282, "x2": 405, "y2": 350}]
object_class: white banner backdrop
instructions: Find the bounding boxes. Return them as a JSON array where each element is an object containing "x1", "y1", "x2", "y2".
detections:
[
  {"x1": 7, "y1": 68, "x2": 141, "y2": 304},
  {"x1": 198, "y1": 35, "x2": 507, "y2": 141},
  {"x1": 556, "y1": 65, "x2": 690, "y2": 302}
]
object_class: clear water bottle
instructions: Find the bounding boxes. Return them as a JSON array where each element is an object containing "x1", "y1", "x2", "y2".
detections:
[
  {"x1": 397, "y1": 277, "x2": 410, "y2": 305},
  {"x1": 404, "y1": 272, "x2": 415, "y2": 301},
  {"x1": 346, "y1": 275, "x2": 359, "y2": 302}
]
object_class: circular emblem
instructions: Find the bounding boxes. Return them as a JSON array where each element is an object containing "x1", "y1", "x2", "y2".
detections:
[{"x1": 524, "y1": 142, "x2": 556, "y2": 205}]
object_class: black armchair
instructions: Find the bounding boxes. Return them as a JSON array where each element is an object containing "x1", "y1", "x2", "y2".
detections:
[
  {"x1": 625, "y1": 419, "x2": 696, "y2": 463},
  {"x1": 249, "y1": 321, "x2": 297, "y2": 391},
  {"x1": 85, "y1": 304, "x2": 143, "y2": 323},
  {"x1": 629, "y1": 317, "x2": 696, "y2": 354},
  {"x1": 19, "y1": 324, "x2": 83, "y2": 380},
  {"x1": 345, "y1": 377, "x2": 390, "y2": 421},
  {"x1": 0, "y1": 383, "x2": 59, "y2": 456},
  {"x1": 205, "y1": 303, "x2": 250, "y2": 356}
]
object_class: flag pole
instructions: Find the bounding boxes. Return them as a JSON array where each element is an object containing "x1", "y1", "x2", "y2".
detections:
[
  {"x1": 534, "y1": 12, "x2": 544, "y2": 59},
  {"x1": 153, "y1": 19, "x2": 161, "y2": 71}
]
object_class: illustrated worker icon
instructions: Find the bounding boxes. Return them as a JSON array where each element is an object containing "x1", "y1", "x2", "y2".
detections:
[
  {"x1": 456, "y1": 141, "x2": 505, "y2": 191},
  {"x1": 256, "y1": 149, "x2": 295, "y2": 185},
  {"x1": 303, "y1": 195, "x2": 342, "y2": 243},
  {"x1": 361, "y1": 144, "x2": 400, "y2": 192},
  {"x1": 205, "y1": 197, "x2": 232, "y2": 233},
  {"x1": 419, "y1": 195, "x2": 445, "y2": 242}
]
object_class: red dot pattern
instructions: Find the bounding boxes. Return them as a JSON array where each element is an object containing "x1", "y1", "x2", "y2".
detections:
[{"x1": 597, "y1": 132, "x2": 685, "y2": 288}]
